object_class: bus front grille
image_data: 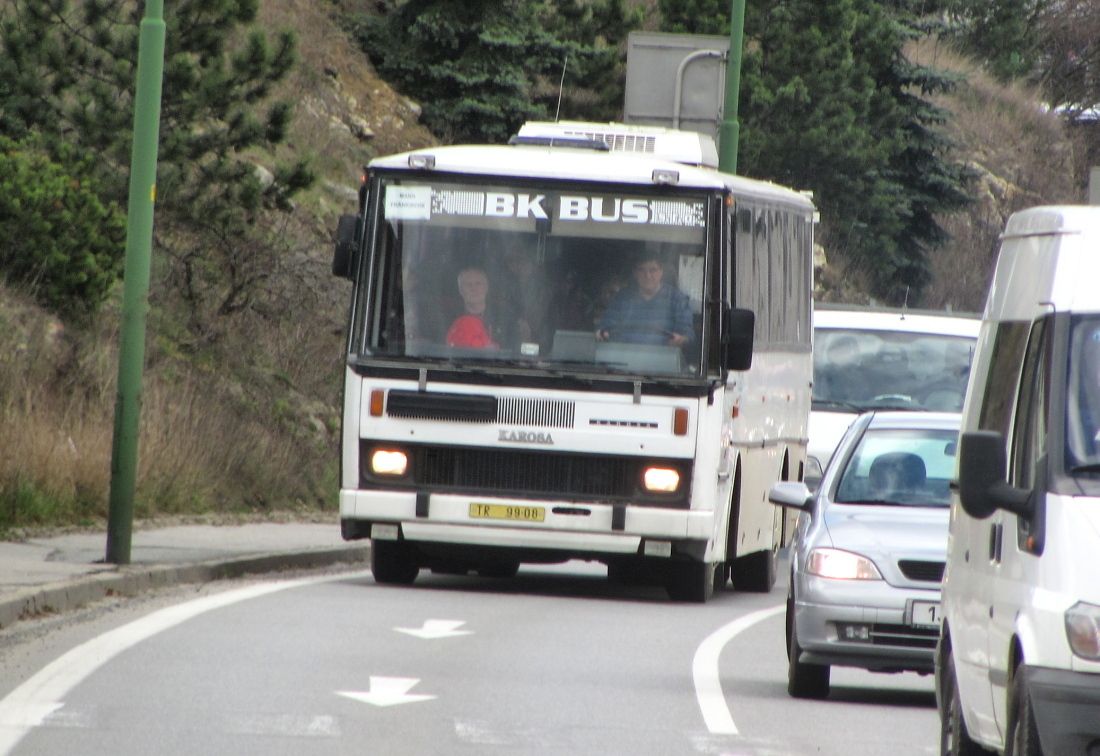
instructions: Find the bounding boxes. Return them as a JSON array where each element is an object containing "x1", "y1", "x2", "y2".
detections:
[{"x1": 359, "y1": 442, "x2": 690, "y2": 505}]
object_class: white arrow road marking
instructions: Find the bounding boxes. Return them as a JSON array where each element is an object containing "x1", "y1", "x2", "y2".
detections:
[
  {"x1": 394, "y1": 619, "x2": 472, "y2": 639},
  {"x1": 336, "y1": 677, "x2": 436, "y2": 707},
  {"x1": 692, "y1": 603, "x2": 785, "y2": 735},
  {"x1": 0, "y1": 570, "x2": 371, "y2": 756}
]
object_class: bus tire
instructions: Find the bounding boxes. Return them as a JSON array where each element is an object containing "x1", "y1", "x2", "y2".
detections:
[
  {"x1": 665, "y1": 560, "x2": 716, "y2": 602},
  {"x1": 730, "y1": 546, "x2": 777, "y2": 593},
  {"x1": 370, "y1": 540, "x2": 419, "y2": 585},
  {"x1": 477, "y1": 561, "x2": 520, "y2": 579}
]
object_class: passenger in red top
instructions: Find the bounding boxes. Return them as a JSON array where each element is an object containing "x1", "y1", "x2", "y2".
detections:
[{"x1": 446, "y1": 266, "x2": 499, "y2": 349}]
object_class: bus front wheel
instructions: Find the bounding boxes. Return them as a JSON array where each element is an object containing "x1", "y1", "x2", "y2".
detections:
[{"x1": 370, "y1": 540, "x2": 420, "y2": 585}]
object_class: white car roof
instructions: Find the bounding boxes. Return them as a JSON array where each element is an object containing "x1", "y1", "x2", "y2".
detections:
[
  {"x1": 864, "y1": 411, "x2": 962, "y2": 431},
  {"x1": 813, "y1": 306, "x2": 980, "y2": 338}
]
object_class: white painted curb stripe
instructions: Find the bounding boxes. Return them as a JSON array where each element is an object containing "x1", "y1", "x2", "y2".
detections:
[
  {"x1": 0, "y1": 571, "x2": 368, "y2": 755},
  {"x1": 692, "y1": 603, "x2": 785, "y2": 735}
]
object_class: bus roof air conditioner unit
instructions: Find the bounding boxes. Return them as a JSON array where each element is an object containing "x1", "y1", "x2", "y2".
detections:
[{"x1": 515, "y1": 121, "x2": 719, "y2": 170}]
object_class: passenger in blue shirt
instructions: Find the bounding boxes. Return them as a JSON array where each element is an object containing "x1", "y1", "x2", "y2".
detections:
[{"x1": 596, "y1": 254, "x2": 693, "y2": 346}]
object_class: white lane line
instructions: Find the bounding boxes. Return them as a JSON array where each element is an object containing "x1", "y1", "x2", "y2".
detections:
[
  {"x1": 692, "y1": 603, "x2": 785, "y2": 735},
  {"x1": 0, "y1": 570, "x2": 370, "y2": 756}
]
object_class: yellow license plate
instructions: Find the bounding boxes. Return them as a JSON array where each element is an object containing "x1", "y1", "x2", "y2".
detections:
[{"x1": 468, "y1": 503, "x2": 545, "y2": 522}]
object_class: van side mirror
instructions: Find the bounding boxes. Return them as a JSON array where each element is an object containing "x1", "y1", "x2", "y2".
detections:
[
  {"x1": 722, "y1": 307, "x2": 755, "y2": 371},
  {"x1": 957, "y1": 430, "x2": 1032, "y2": 519},
  {"x1": 332, "y1": 214, "x2": 361, "y2": 280}
]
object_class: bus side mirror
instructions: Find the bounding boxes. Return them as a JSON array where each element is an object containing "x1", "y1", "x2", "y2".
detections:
[
  {"x1": 722, "y1": 307, "x2": 755, "y2": 371},
  {"x1": 957, "y1": 430, "x2": 1031, "y2": 519},
  {"x1": 332, "y1": 214, "x2": 361, "y2": 280}
]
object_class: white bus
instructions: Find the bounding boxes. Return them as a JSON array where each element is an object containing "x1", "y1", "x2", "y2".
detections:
[{"x1": 332, "y1": 121, "x2": 815, "y2": 602}]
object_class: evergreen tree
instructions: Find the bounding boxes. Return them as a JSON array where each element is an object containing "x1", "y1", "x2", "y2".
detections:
[
  {"x1": 941, "y1": 0, "x2": 1043, "y2": 81},
  {"x1": 0, "y1": 0, "x2": 314, "y2": 327},
  {"x1": 351, "y1": 0, "x2": 639, "y2": 144},
  {"x1": 658, "y1": 0, "x2": 971, "y2": 304}
]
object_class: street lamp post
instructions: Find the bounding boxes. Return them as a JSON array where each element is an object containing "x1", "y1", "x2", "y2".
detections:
[
  {"x1": 106, "y1": 0, "x2": 167, "y2": 565},
  {"x1": 719, "y1": 0, "x2": 746, "y2": 174}
]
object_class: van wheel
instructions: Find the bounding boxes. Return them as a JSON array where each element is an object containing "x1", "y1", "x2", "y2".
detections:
[
  {"x1": 1007, "y1": 667, "x2": 1041, "y2": 756},
  {"x1": 788, "y1": 614, "x2": 829, "y2": 698},
  {"x1": 940, "y1": 646, "x2": 984, "y2": 755},
  {"x1": 370, "y1": 541, "x2": 419, "y2": 585},
  {"x1": 665, "y1": 560, "x2": 715, "y2": 602}
]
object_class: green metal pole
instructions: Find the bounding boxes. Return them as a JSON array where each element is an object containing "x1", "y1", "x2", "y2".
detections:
[
  {"x1": 718, "y1": 0, "x2": 746, "y2": 174},
  {"x1": 106, "y1": 0, "x2": 167, "y2": 565}
]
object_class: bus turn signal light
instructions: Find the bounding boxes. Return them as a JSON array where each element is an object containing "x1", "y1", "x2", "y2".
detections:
[
  {"x1": 673, "y1": 408, "x2": 689, "y2": 436},
  {"x1": 370, "y1": 389, "x2": 385, "y2": 417}
]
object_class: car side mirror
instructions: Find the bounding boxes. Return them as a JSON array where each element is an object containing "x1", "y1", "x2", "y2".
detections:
[
  {"x1": 957, "y1": 430, "x2": 1032, "y2": 519},
  {"x1": 768, "y1": 481, "x2": 813, "y2": 512},
  {"x1": 722, "y1": 306, "x2": 754, "y2": 371},
  {"x1": 332, "y1": 214, "x2": 361, "y2": 280}
]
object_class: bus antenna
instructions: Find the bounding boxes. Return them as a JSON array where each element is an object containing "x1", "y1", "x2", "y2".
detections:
[{"x1": 555, "y1": 54, "x2": 569, "y2": 121}]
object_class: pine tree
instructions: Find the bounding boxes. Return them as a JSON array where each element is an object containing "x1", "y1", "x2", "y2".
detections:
[
  {"x1": 658, "y1": 0, "x2": 971, "y2": 304},
  {"x1": 350, "y1": 0, "x2": 639, "y2": 144},
  {"x1": 0, "y1": 0, "x2": 314, "y2": 326}
]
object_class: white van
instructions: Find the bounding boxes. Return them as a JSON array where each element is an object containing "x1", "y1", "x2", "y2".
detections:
[
  {"x1": 809, "y1": 306, "x2": 979, "y2": 485},
  {"x1": 937, "y1": 206, "x2": 1100, "y2": 755}
]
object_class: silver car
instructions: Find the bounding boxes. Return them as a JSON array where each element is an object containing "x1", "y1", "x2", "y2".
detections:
[{"x1": 769, "y1": 411, "x2": 960, "y2": 699}]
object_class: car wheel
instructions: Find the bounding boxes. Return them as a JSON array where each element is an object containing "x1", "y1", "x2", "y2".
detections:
[
  {"x1": 665, "y1": 560, "x2": 715, "y2": 602},
  {"x1": 370, "y1": 540, "x2": 419, "y2": 585},
  {"x1": 787, "y1": 608, "x2": 829, "y2": 698},
  {"x1": 1006, "y1": 667, "x2": 1041, "y2": 756},
  {"x1": 939, "y1": 645, "x2": 984, "y2": 755}
]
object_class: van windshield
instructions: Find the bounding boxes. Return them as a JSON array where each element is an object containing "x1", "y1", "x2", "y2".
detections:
[
  {"x1": 1065, "y1": 315, "x2": 1100, "y2": 474},
  {"x1": 813, "y1": 328, "x2": 975, "y2": 412}
]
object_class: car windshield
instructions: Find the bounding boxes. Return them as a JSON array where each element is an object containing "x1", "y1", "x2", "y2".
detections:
[
  {"x1": 813, "y1": 328, "x2": 975, "y2": 411},
  {"x1": 1065, "y1": 315, "x2": 1100, "y2": 474},
  {"x1": 362, "y1": 177, "x2": 710, "y2": 378},
  {"x1": 834, "y1": 428, "x2": 959, "y2": 506}
]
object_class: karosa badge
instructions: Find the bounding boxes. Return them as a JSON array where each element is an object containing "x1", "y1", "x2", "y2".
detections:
[{"x1": 498, "y1": 429, "x2": 555, "y2": 445}]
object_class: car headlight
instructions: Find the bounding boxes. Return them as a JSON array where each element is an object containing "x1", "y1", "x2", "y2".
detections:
[
  {"x1": 1065, "y1": 602, "x2": 1100, "y2": 660},
  {"x1": 806, "y1": 548, "x2": 882, "y2": 580}
]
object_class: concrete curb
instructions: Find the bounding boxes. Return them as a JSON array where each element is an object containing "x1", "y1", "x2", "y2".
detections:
[{"x1": 0, "y1": 543, "x2": 370, "y2": 630}]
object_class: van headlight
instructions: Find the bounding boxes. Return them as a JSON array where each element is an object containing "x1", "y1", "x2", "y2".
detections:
[
  {"x1": 806, "y1": 548, "x2": 882, "y2": 580},
  {"x1": 1065, "y1": 602, "x2": 1100, "y2": 660}
]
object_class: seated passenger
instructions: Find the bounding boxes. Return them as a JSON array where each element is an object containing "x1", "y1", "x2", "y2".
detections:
[
  {"x1": 596, "y1": 253, "x2": 693, "y2": 346},
  {"x1": 445, "y1": 266, "x2": 515, "y2": 350}
]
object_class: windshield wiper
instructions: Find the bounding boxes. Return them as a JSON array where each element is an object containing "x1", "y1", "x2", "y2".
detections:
[
  {"x1": 811, "y1": 398, "x2": 863, "y2": 412},
  {"x1": 1070, "y1": 463, "x2": 1100, "y2": 474},
  {"x1": 835, "y1": 498, "x2": 905, "y2": 507}
]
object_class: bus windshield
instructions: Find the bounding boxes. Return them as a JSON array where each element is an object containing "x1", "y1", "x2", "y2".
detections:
[{"x1": 359, "y1": 177, "x2": 711, "y2": 378}]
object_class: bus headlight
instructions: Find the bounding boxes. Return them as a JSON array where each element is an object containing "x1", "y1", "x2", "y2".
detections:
[
  {"x1": 370, "y1": 449, "x2": 409, "y2": 477},
  {"x1": 806, "y1": 548, "x2": 882, "y2": 580},
  {"x1": 1065, "y1": 602, "x2": 1100, "y2": 660},
  {"x1": 643, "y1": 467, "x2": 680, "y2": 493}
]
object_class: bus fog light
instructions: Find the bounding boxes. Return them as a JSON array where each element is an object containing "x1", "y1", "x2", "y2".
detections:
[
  {"x1": 643, "y1": 467, "x2": 680, "y2": 492},
  {"x1": 1065, "y1": 602, "x2": 1100, "y2": 660},
  {"x1": 643, "y1": 540, "x2": 672, "y2": 557},
  {"x1": 370, "y1": 449, "x2": 408, "y2": 476}
]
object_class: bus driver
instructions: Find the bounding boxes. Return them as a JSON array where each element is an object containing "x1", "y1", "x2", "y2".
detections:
[{"x1": 596, "y1": 253, "x2": 693, "y2": 347}]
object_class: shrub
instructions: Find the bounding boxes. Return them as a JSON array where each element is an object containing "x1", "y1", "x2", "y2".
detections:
[{"x1": 0, "y1": 136, "x2": 125, "y2": 317}]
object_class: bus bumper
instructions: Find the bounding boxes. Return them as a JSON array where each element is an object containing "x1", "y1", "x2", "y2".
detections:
[{"x1": 339, "y1": 489, "x2": 715, "y2": 555}]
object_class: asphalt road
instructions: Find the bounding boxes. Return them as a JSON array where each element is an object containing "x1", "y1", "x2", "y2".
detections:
[{"x1": 0, "y1": 560, "x2": 940, "y2": 755}]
